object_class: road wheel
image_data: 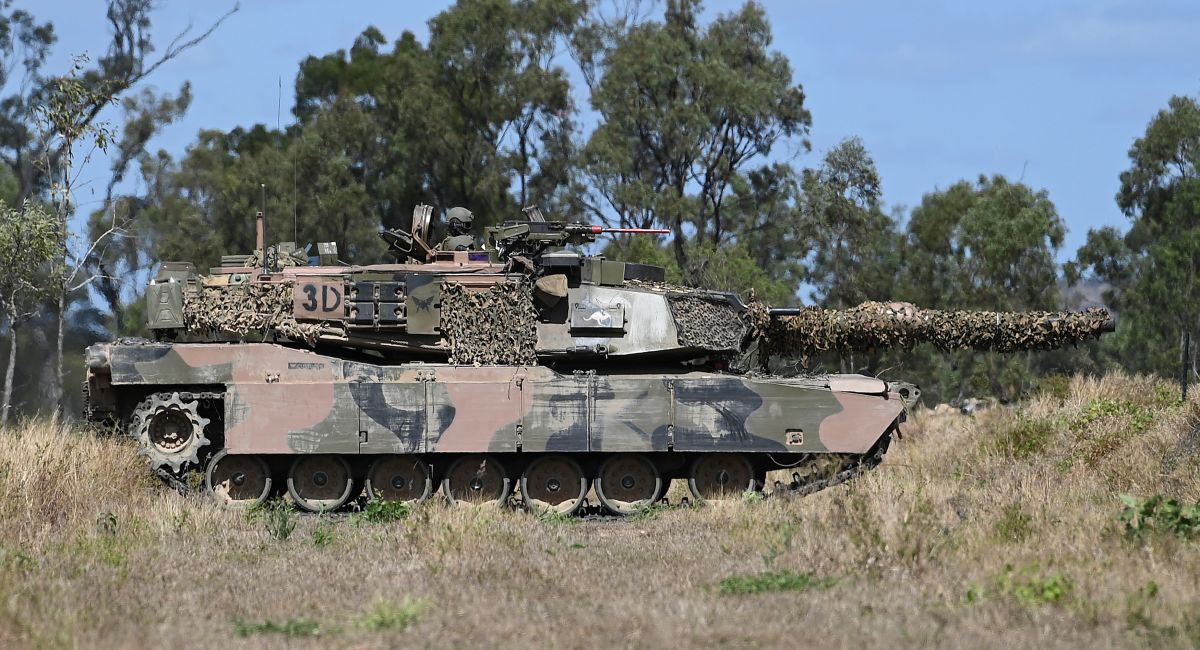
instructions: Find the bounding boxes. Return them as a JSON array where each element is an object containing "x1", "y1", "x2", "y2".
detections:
[
  {"x1": 205, "y1": 450, "x2": 271, "y2": 509},
  {"x1": 595, "y1": 455, "x2": 661, "y2": 516},
  {"x1": 442, "y1": 455, "x2": 510, "y2": 506},
  {"x1": 688, "y1": 454, "x2": 755, "y2": 500},
  {"x1": 365, "y1": 456, "x2": 432, "y2": 505},
  {"x1": 287, "y1": 455, "x2": 356, "y2": 513},
  {"x1": 521, "y1": 455, "x2": 588, "y2": 516}
]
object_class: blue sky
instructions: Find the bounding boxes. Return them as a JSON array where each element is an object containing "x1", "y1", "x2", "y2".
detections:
[{"x1": 32, "y1": 0, "x2": 1200, "y2": 260}]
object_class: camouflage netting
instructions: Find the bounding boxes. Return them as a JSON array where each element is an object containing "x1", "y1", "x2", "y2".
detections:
[
  {"x1": 668, "y1": 294, "x2": 747, "y2": 352},
  {"x1": 440, "y1": 281, "x2": 538, "y2": 365},
  {"x1": 184, "y1": 282, "x2": 322, "y2": 345},
  {"x1": 747, "y1": 300, "x2": 1114, "y2": 365}
]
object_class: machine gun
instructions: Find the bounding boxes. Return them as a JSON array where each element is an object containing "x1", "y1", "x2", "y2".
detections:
[{"x1": 487, "y1": 220, "x2": 670, "y2": 262}]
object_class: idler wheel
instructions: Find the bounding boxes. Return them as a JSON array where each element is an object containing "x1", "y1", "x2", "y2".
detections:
[
  {"x1": 521, "y1": 455, "x2": 588, "y2": 515},
  {"x1": 442, "y1": 455, "x2": 510, "y2": 506},
  {"x1": 205, "y1": 450, "x2": 272, "y2": 509},
  {"x1": 688, "y1": 454, "x2": 755, "y2": 500},
  {"x1": 286, "y1": 455, "x2": 356, "y2": 513},
  {"x1": 365, "y1": 456, "x2": 432, "y2": 505},
  {"x1": 131, "y1": 392, "x2": 211, "y2": 473},
  {"x1": 595, "y1": 455, "x2": 662, "y2": 516}
]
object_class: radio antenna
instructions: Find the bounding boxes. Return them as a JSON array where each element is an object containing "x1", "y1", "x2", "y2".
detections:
[
  {"x1": 280, "y1": 74, "x2": 298, "y2": 244},
  {"x1": 260, "y1": 183, "x2": 268, "y2": 276}
]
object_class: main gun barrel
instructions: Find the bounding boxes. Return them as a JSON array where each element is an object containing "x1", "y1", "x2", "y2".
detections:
[{"x1": 751, "y1": 301, "x2": 1115, "y2": 361}]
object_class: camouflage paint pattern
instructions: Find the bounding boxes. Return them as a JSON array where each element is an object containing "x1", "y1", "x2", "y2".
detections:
[{"x1": 95, "y1": 341, "x2": 903, "y2": 457}]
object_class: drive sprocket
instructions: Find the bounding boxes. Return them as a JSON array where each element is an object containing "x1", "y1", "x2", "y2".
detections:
[{"x1": 130, "y1": 392, "x2": 212, "y2": 473}]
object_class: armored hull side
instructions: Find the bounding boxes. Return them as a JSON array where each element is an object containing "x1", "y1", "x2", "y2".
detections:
[{"x1": 86, "y1": 340, "x2": 907, "y2": 513}]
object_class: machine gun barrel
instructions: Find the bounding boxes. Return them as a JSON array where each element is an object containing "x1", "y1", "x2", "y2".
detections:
[{"x1": 559, "y1": 224, "x2": 671, "y2": 235}]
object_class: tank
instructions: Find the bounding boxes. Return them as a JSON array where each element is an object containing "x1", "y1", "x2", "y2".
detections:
[{"x1": 82, "y1": 205, "x2": 1115, "y2": 515}]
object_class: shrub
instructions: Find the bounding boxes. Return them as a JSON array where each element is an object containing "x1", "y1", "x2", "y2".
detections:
[
  {"x1": 995, "y1": 503, "x2": 1034, "y2": 543},
  {"x1": 1072, "y1": 398, "x2": 1154, "y2": 435},
  {"x1": 991, "y1": 416, "x2": 1055, "y2": 459},
  {"x1": 354, "y1": 498, "x2": 411, "y2": 525},
  {"x1": 1120, "y1": 494, "x2": 1200, "y2": 540}
]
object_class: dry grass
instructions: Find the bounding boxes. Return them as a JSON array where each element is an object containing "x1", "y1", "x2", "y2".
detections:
[{"x1": 2, "y1": 372, "x2": 1200, "y2": 648}]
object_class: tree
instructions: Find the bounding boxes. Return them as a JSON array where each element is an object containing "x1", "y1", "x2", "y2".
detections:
[
  {"x1": 896, "y1": 175, "x2": 1066, "y2": 402},
  {"x1": 1071, "y1": 95, "x2": 1200, "y2": 379},
  {"x1": 0, "y1": 1, "x2": 235, "y2": 418},
  {"x1": 804, "y1": 137, "x2": 900, "y2": 309},
  {"x1": 576, "y1": 0, "x2": 811, "y2": 279},
  {"x1": 0, "y1": 201, "x2": 61, "y2": 426},
  {"x1": 291, "y1": 0, "x2": 585, "y2": 231}
]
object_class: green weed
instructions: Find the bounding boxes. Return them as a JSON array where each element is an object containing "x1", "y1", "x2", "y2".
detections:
[
  {"x1": 761, "y1": 521, "x2": 796, "y2": 567},
  {"x1": 992, "y1": 416, "x2": 1054, "y2": 459},
  {"x1": 311, "y1": 522, "x2": 335, "y2": 548},
  {"x1": 354, "y1": 498, "x2": 411, "y2": 525},
  {"x1": 995, "y1": 564, "x2": 1072, "y2": 606},
  {"x1": 262, "y1": 499, "x2": 296, "y2": 541},
  {"x1": 719, "y1": 570, "x2": 837, "y2": 595},
  {"x1": 995, "y1": 503, "x2": 1034, "y2": 543},
  {"x1": 233, "y1": 618, "x2": 323, "y2": 638},
  {"x1": 1120, "y1": 494, "x2": 1200, "y2": 540},
  {"x1": 1073, "y1": 398, "x2": 1155, "y2": 435},
  {"x1": 358, "y1": 597, "x2": 429, "y2": 632},
  {"x1": 628, "y1": 503, "x2": 664, "y2": 522},
  {"x1": 536, "y1": 509, "x2": 578, "y2": 525}
]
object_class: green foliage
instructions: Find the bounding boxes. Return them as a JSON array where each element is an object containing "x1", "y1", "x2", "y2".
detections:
[
  {"x1": 1120, "y1": 494, "x2": 1200, "y2": 540},
  {"x1": 0, "y1": 201, "x2": 65, "y2": 317},
  {"x1": 761, "y1": 521, "x2": 796, "y2": 566},
  {"x1": 535, "y1": 509, "x2": 579, "y2": 525},
  {"x1": 990, "y1": 415, "x2": 1055, "y2": 460},
  {"x1": 233, "y1": 618, "x2": 323, "y2": 638},
  {"x1": 311, "y1": 522, "x2": 335, "y2": 548},
  {"x1": 354, "y1": 498, "x2": 411, "y2": 525},
  {"x1": 804, "y1": 137, "x2": 900, "y2": 309},
  {"x1": 719, "y1": 570, "x2": 836, "y2": 595},
  {"x1": 628, "y1": 503, "x2": 664, "y2": 522},
  {"x1": 358, "y1": 597, "x2": 428, "y2": 632},
  {"x1": 1072, "y1": 399, "x2": 1154, "y2": 435},
  {"x1": 741, "y1": 489, "x2": 765, "y2": 504},
  {"x1": 1036, "y1": 374, "x2": 1072, "y2": 402},
  {"x1": 258, "y1": 499, "x2": 296, "y2": 541},
  {"x1": 995, "y1": 503, "x2": 1034, "y2": 543},
  {"x1": 994, "y1": 564, "x2": 1073, "y2": 606},
  {"x1": 578, "y1": 0, "x2": 810, "y2": 293},
  {"x1": 1072, "y1": 94, "x2": 1200, "y2": 378}
]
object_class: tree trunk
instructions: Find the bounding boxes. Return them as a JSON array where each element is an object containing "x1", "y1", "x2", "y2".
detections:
[
  {"x1": 51, "y1": 290, "x2": 65, "y2": 418},
  {"x1": 2, "y1": 321, "x2": 17, "y2": 428}
]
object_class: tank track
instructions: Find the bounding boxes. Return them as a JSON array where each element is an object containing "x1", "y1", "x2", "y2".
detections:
[
  {"x1": 770, "y1": 432, "x2": 891, "y2": 498},
  {"x1": 146, "y1": 437, "x2": 892, "y2": 519}
]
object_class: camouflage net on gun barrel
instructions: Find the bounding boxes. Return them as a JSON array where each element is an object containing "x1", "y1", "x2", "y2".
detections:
[
  {"x1": 440, "y1": 281, "x2": 538, "y2": 365},
  {"x1": 184, "y1": 282, "x2": 322, "y2": 345},
  {"x1": 747, "y1": 300, "x2": 1114, "y2": 365}
]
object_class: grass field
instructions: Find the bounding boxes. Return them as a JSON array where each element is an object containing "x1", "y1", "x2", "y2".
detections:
[{"x1": 2, "y1": 372, "x2": 1200, "y2": 648}]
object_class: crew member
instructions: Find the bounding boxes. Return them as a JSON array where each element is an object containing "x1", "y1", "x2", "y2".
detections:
[{"x1": 436, "y1": 206, "x2": 476, "y2": 251}]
